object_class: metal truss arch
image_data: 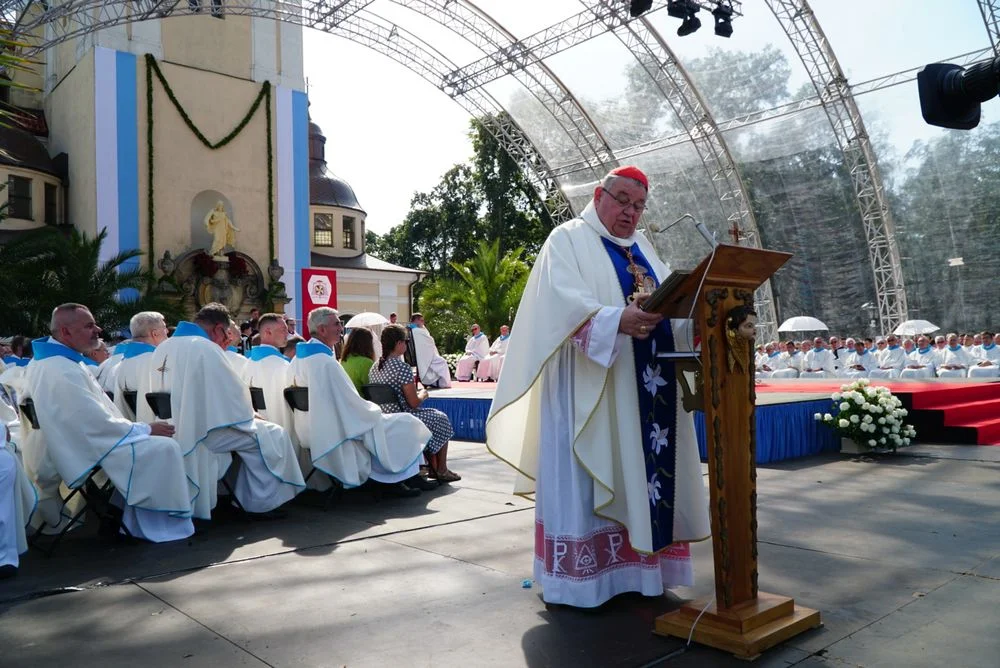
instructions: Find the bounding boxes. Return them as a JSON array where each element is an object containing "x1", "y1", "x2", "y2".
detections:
[
  {"x1": 979, "y1": 0, "x2": 1000, "y2": 54},
  {"x1": 390, "y1": 0, "x2": 617, "y2": 185},
  {"x1": 581, "y1": 1, "x2": 778, "y2": 342},
  {"x1": 766, "y1": 0, "x2": 908, "y2": 335}
]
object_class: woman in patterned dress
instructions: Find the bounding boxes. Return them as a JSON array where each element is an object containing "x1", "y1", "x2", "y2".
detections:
[{"x1": 370, "y1": 325, "x2": 460, "y2": 482}]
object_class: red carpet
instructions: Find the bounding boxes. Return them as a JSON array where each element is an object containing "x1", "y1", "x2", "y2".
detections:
[{"x1": 758, "y1": 379, "x2": 1000, "y2": 445}]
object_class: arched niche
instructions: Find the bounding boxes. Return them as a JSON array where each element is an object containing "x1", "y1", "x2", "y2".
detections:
[{"x1": 190, "y1": 190, "x2": 235, "y2": 253}]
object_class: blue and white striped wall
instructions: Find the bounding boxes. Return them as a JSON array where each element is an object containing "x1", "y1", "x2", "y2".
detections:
[
  {"x1": 93, "y1": 47, "x2": 310, "y2": 312},
  {"x1": 276, "y1": 86, "x2": 311, "y2": 319},
  {"x1": 94, "y1": 46, "x2": 139, "y2": 275}
]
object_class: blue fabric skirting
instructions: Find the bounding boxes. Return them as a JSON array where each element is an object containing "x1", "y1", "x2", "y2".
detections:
[
  {"x1": 695, "y1": 399, "x2": 840, "y2": 464},
  {"x1": 424, "y1": 397, "x2": 490, "y2": 442},
  {"x1": 426, "y1": 395, "x2": 838, "y2": 462}
]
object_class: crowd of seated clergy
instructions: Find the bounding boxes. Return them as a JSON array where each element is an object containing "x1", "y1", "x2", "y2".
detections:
[
  {"x1": 753, "y1": 330, "x2": 1000, "y2": 380},
  {"x1": 0, "y1": 303, "x2": 459, "y2": 580}
]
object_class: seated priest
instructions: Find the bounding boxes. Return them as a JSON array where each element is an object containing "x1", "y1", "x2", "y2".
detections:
[
  {"x1": 114, "y1": 312, "x2": 169, "y2": 422},
  {"x1": 869, "y1": 335, "x2": 908, "y2": 379},
  {"x1": 17, "y1": 304, "x2": 194, "y2": 542},
  {"x1": 475, "y1": 325, "x2": 511, "y2": 381},
  {"x1": 900, "y1": 335, "x2": 938, "y2": 379},
  {"x1": 149, "y1": 303, "x2": 305, "y2": 520},
  {"x1": 902, "y1": 338, "x2": 915, "y2": 355},
  {"x1": 0, "y1": 388, "x2": 36, "y2": 579},
  {"x1": 768, "y1": 340, "x2": 801, "y2": 378},
  {"x1": 840, "y1": 338, "x2": 876, "y2": 378},
  {"x1": 755, "y1": 342, "x2": 781, "y2": 377},
  {"x1": 225, "y1": 321, "x2": 249, "y2": 376},
  {"x1": 936, "y1": 333, "x2": 975, "y2": 378},
  {"x1": 409, "y1": 313, "x2": 452, "y2": 389},
  {"x1": 801, "y1": 337, "x2": 836, "y2": 378},
  {"x1": 89, "y1": 339, "x2": 122, "y2": 395},
  {"x1": 968, "y1": 331, "x2": 1000, "y2": 378},
  {"x1": 455, "y1": 324, "x2": 491, "y2": 381},
  {"x1": 239, "y1": 313, "x2": 311, "y2": 483},
  {"x1": 288, "y1": 307, "x2": 433, "y2": 496}
]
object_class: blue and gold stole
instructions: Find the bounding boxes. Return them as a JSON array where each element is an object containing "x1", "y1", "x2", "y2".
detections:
[{"x1": 600, "y1": 238, "x2": 679, "y2": 552}]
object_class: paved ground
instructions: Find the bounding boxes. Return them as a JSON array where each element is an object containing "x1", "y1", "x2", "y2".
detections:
[{"x1": 2, "y1": 441, "x2": 999, "y2": 667}]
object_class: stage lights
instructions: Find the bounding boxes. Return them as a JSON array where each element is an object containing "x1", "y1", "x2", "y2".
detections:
[
  {"x1": 918, "y1": 55, "x2": 1000, "y2": 130},
  {"x1": 629, "y1": 0, "x2": 653, "y2": 18},
  {"x1": 713, "y1": 2, "x2": 734, "y2": 38},
  {"x1": 664, "y1": 1, "x2": 736, "y2": 39}
]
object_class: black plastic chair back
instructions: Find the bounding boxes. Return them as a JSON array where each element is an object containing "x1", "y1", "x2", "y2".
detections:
[
  {"x1": 249, "y1": 386, "x2": 267, "y2": 411},
  {"x1": 284, "y1": 386, "x2": 309, "y2": 412},
  {"x1": 145, "y1": 392, "x2": 172, "y2": 420},
  {"x1": 123, "y1": 391, "x2": 138, "y2": 416},
  {"x1": 361, "y1": 383, "x2": 399, "y2": 406},
  {"x1": 19, "y1": 398, "x2": 40, "y2": 429},
  {"x1": 404, "y1": 335, "x2": 418, "y2": 370}
]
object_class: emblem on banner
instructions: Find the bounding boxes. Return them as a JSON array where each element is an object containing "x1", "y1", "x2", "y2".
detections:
[{"x1": 307, "y1": 275, "x2": 333, "y2": 305}]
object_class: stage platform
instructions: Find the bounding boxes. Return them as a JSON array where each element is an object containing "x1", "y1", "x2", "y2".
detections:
[{"x1": 425, "y1": 377, "x2": 1000, "y2": 462}]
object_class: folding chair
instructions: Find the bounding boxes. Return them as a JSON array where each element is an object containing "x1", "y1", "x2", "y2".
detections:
[
  {"x1": 20, "y1": 398, "x2": 130, "y2": 555},
  {"x1": 123, "y1": 390, "x2": 138, "y2": 416},
  {"x1": 249, "y1": 386, "x2": 266, "y2": 411},
  {"x1": 283, "y1": 386, "x2": 342, "y2": 509},
  {"x1": 145, "y1": 391, "x2": 245, "y2": 513}
]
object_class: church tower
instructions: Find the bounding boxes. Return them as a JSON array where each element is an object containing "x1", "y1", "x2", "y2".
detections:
[{"x1": 10, "y1": 3, "x2": 313, "y2": 318}]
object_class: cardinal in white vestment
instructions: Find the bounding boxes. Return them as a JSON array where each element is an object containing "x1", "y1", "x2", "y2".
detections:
[
  {"x1": 475, "y1": 326, "x2": 511, "y2": 381},
  {"x1": 487, "y1": 166, "x2": 710, "y2": 608},
  {"x1": 900, "y1": 336, "x2": 938, "y2": 379},
  {"x1": 288, "y1": 307, "x2": 432, "y2": 492},
  {"x1": 408, "y1": 314, "x2": 452, "y2": 388},
  {"x1": 15, "y1": 305, "x2": 194, "y2": 542},
  {"x1": 840, "y1": 339, "x2": 876, "y2": 378},
  {"x1": 968, "y1": 332, "x2": 1000, "y2": 378},
  {"x1": 455, "y1": 324, "x2": 491, "y2": 381},
  {"x1": 148, "y1": 304, "x2": 305, "y2": 520},
  {"x1": 869, "y1": 335, "x2": 908, "y2": 379}
]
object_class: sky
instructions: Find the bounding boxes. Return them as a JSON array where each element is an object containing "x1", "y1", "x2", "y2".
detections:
[{"x1": 302, "y1": 1, "x2": 991, "y2": 236}]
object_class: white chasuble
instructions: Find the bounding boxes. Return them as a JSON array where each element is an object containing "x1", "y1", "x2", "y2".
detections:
[
  {"x1": 476, "y1": 336, "x2": 510, "y2": 380},
  {"x1": 149, "y1": 323, "x2": 304, "y2": 519},
  {"x1": 113, "y1": 342, "x2": 157, "y2": 422},
  {"x1": 18, "y1": 338, "x2": 194, "y2": 532},
  {"x1": 456, "y1": 334, "x2": 491, "y2": 380},
  {"x1": 486, "y1": 202, "x2": 709, "y2": 595},
  {"x1": 288, "y1": 341, "x2": 430, "y2": 488}
]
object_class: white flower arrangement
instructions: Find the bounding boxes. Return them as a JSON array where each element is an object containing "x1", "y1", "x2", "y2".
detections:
[{"x1": 814, "y1": 378, "x2": 916, "y2": 452}]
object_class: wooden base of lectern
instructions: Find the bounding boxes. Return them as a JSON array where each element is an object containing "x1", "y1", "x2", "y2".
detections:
[{"x1": 653, "y1": 592, "x2": 822, "y2": 660}]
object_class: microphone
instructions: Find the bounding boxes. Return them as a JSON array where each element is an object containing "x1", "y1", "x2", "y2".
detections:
[{"x1": 644, "y1": 214, "x2": 718, "y2": 248}]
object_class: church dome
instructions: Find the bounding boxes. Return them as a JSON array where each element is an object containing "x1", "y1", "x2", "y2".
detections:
[
  {"x1": 309, "y1": 119, "x2": 365, "y2": 213},
  {"x1": 0, "y1": 125, "x2": 58, "y2": 176}
]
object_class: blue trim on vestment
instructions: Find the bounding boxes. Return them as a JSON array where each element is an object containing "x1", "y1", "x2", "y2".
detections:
[
  {"x1": 173, "y1": 321, "x2": 210, "y2": 339},
  {"x1": 120, "y1": 341, "x2": 156, "y2": 359},
  {"x1": 31, "y1": 337, "x2": 86, "y2": 365},
  {"x1": 296, "y1": 340, "x2": 332, "y2": 359},
  {"x1": 249, "y1": 345, "x2": 290, "y2": 362}
]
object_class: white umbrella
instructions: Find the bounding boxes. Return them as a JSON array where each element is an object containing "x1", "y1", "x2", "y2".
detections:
[
  {"x1": 345, "y1": 312, "x2": 389, "y2": 329},
  {"x1": 777, "y1": 316, "x2": 828, "y2": 332},
  {"x1": 893, "y1": 319, "x2": 939, "y2": 336}
]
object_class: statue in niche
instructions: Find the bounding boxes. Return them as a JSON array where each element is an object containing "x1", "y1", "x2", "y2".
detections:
[{"x1": 204, "y1": 201, "x2": 239, "y2": 256}]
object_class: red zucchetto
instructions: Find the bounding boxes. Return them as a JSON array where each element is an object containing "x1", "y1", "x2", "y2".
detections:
[{"x1": 608, "y1": 165, "x2": 648, "y2": 189}]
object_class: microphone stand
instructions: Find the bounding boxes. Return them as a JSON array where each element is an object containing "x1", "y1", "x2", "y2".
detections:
[{"x1": 643, "y1": 213, "x2": 719, "y2": 249}]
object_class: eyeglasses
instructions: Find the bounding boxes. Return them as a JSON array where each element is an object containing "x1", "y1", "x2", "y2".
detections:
[{"x1": 601, "y1": 187, "x2": 646, "y2": 213}]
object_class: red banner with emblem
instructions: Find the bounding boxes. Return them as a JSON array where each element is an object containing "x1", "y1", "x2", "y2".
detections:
[{"x1": 300, "y1": 268, "x2": 337, "y2": 340}]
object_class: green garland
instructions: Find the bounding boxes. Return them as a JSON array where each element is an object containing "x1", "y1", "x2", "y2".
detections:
[{"x1": 144, "y1": 54, "x2": 274, "y2": 270}]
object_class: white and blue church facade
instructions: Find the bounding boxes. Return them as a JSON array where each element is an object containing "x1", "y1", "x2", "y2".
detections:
[{"x1": 0, "y1": 5, "x2": 416, "y2": 322}]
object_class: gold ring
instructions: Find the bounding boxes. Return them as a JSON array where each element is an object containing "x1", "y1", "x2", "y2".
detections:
[{"x1": 640, "y1": 326, "x2": 647, "y2": 333}]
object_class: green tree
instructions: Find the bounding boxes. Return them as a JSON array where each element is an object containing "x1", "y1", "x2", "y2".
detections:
[
  {"x1": 0, "y1": 227, "x2": 181, "y2": 336},
  {"x1": 417, "y1": 240, "x2": 529, "y2": 353}
]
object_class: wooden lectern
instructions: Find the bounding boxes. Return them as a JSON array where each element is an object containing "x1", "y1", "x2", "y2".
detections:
[{"x1": 648, "y1": 244, "x2": 822, "y2": 660}]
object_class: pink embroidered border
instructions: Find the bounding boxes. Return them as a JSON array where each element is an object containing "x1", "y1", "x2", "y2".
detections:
[{"x1": 535, "y1": 521, "x2": 690, "y2": 581}]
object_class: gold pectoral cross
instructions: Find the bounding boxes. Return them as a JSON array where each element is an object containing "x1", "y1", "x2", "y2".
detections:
[{"x1": 624, "y1": 246, "x2": 654, "y2": 303}]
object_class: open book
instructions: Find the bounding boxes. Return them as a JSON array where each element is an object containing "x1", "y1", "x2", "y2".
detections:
[{"x1": 639, "y1": 269, "x2": 692, "y2": 314}]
